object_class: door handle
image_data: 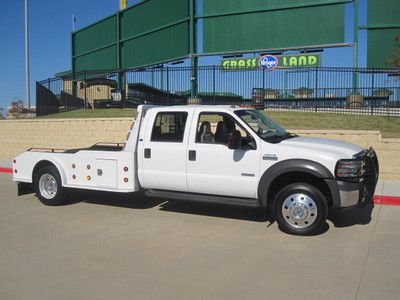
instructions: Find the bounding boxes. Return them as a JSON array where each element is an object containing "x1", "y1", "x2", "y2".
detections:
[
  {"x1": 144, "y1": 148, "x2": 151, "y2": 159},
  {"x1": 188, "y1": 150, "x2": 196, "y2": 161}
]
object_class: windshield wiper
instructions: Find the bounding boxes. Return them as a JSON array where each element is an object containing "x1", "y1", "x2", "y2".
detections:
[
  {"x1": 284, "y1": 132, "x2": 297, "y2": 137},
  {"x1": 264, "y1": 131, "x2": 297, "y2": 143}
]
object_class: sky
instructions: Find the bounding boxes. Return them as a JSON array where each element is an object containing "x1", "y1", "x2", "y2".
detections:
[{"x1": 0, "y1": 0, "x2": 368, "y2": 111}]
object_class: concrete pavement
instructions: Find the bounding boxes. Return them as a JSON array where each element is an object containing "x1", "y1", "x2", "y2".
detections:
[
  {"x1": 0, "y1": 159, "x2": 11, "y2": 168},
  {"x1": 1, "y1": 173, "x2": 400, "y2": 300},
  {"x1": 0, "y1": 159, "x2": 12, "y2": 174}
]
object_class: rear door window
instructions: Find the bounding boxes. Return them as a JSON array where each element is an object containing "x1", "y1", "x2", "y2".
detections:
[{"x1": 151, "y1": 112, "x2": 188, "y2": 142}]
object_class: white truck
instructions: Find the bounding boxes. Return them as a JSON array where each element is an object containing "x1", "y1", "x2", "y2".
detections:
[{"x1": 13, "y1": 105, "x2": 379, "y2": 235}]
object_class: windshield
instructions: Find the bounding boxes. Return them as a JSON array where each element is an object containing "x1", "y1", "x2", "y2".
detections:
[{"x1": 235, "y1": 109, "x2": 294, "y2": 142}]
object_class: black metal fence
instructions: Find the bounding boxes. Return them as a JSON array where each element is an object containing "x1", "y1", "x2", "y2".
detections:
[{"x1": 36, "y1": 66, "x2": 400, "y2": 116}]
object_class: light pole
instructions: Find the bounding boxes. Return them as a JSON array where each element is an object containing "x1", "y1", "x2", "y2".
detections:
[{"x1": 25, "y1": 0, "x2": 30, "y2": 109}]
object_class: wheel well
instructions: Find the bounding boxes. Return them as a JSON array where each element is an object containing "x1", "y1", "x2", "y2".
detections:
[
  {"x1": 32, "y1": 160, "x2": 56, "y2": 182},
  {"x1": 267, "y1": 172, "x2": 333, "y2": 207}
]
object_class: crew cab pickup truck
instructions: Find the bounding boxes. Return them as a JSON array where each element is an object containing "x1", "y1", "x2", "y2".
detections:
[{"x1": 13, "y1": 105, "x2": 379, "y2": 235}]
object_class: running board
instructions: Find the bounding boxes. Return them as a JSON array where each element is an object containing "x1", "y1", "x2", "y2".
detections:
[{"x1": 145, "y1": 190, "x2": 261, "y2": 208}]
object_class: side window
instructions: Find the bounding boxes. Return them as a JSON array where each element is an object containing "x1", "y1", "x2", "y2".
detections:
[
  {"x1": 151, "y1": 112, "x2": 188, "y2": 142},
  {"x1": 196, "y1": 114, "x2": 223, "y2": 144},
  {"x1": 196, "y1": 113, "x2": 255, "y2": 149}
]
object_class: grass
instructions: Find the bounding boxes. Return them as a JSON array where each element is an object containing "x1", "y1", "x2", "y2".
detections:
[
  {"x1": 38, "y1": 108, "x2": 400, "y2": 138},
  {"x1": 266, "y1": 112, "x2": 400, "y2": 138}
]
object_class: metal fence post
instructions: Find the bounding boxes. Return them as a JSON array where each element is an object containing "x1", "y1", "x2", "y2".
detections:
[
  {"x1": 47, "y1": 78, "x2": 51, "y2": 115},
  {"x1": 123, "y1": 69, "x2": 127, "y2": 109},
  {"x1": 213, "y1": 65, "x2": 216, "y2": 104},
  {"x1": 262, "y1": 68, "x2": 266, "y2": 106},
  {"x1": 166, "y1": 66, "x2": 170, "y2": 105},
  {"x1": 371, "y1": 68, "x2": 375, "y2": 116},
  {"x1": 285, "y1": 70, "x2": 288, "y2": 99},
  {"x1": 315, "y1": 67, "x2": 318, "y2": 113},
  {"x1": 72, "y1": 70, "x2": 77, "y2": 97},
  {"x1": 84, "y1": 70, "x2": 87, "y2": 110},
  {"x1": 160, "y1": 66, "x2": 164, "y2": 90}
]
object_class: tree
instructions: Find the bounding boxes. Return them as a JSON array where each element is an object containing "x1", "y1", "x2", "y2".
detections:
[
  {"x1": 388, "y1": 35, "x2": 400, "y2": 68},
  {"x1": 0, "y1": 107, "x2": 4, "y2": 119},
  {"x1": 7, "y1": 99, "x2": 30, "y2": 119}
]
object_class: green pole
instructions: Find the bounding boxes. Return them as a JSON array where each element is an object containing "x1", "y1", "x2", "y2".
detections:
[
  {"x1": 353, "y1": 0, "x2": 359, "y2": 92},
  {"x1": 190, "y1": 0, "x2": 198, "y2": 98},
  {"x1": 71, "y1": 33, "x2": 77, "y2": 97},
  {"x1": 116, "y1": 12, "x2": 123, "y2": 90}
]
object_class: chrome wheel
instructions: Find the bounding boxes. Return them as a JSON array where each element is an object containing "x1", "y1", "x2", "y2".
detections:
[
  {"x1": 281, "y1": 193, "x2": 318, "y2": 229},
  {"x1": 38, "y1": 174, "x2": 58, "y2": 200}
]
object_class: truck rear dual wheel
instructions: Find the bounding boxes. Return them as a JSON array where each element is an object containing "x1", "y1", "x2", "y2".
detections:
[
  {"x1": 34, "y1": 166, "x2": 68, "y2": 206},
  {"x1": 274, "y1": 183, "x2": 328, "y2": 235}
]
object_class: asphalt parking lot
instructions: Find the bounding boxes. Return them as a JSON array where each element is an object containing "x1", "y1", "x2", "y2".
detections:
[{"x1": 1, "y1": 173, "x2": 400, "y2": 300}]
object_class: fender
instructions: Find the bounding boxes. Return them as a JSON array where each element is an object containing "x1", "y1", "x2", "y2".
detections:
[
  {"x1": 257, "y1": 159, "x2": 338, "y2": 207},
  {"x1": 32, "y1": 158, "x2": 68, "y2": 186}
]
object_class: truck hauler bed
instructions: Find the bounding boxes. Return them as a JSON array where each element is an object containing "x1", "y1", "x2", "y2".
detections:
[
  {"x1": 12, "y1": 104, "x2": 379, "y2": 235},
  {"x1": 12, "y1": 105, "x2": 151, "y2": 195}
]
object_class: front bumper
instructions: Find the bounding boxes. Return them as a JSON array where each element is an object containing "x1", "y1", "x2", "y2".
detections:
[{"x1": 329, "y1": 148, "x2": 379, "y2": 208}]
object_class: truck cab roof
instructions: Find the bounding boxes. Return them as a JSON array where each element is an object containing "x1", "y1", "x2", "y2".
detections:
[{"x1": 140, "y1": 104, "x2": 250, "y2": 114}]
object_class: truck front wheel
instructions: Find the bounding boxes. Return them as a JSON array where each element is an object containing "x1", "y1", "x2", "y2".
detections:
[
  {"x1": 274, "y1": 183, "x2": 328, "y2": 235},
  {"x1": 34, "y1": 165, "x2": 67, "y2": 206}
]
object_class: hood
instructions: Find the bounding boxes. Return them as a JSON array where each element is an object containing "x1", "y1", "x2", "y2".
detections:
[{"x1": 280, "y1": 136, "x2": 363, "y2": 159}]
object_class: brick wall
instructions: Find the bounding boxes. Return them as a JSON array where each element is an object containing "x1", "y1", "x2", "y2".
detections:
[
  {"x1": 0, "y1": 119, "x2": 398, "y2": 179},
  {"x1": 0, "y1": 118, "x2": 133, "y2": 159}
]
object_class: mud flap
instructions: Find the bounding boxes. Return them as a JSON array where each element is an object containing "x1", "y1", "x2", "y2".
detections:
[{"x1": 17, "y1": 182, "x2": 34, "y2": 196}]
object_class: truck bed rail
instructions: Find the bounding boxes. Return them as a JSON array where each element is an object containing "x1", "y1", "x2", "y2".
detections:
[
  {"x1": 27, "y1": 148, "x2": 68, "y2": 153},
  {"x1": 27, "y1": 142, "x2": 126, "y2": 154}
]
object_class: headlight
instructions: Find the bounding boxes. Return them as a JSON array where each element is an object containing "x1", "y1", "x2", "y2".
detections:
[{"x1": 335, "y1": 159, "x2": 366, "y2": 178}]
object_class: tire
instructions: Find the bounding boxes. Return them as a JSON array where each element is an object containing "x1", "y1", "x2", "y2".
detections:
[
  {"x1": 274, "y1": 183, "x2": 328, "y2": 235},
  {"x1": 34, "y1": 165, "x2": 67, "y2": 206}
]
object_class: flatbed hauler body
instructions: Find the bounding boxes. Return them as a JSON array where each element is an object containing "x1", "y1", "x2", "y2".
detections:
[{"x1": 13, "y1": 105, "x2": 379, "y2": 235}]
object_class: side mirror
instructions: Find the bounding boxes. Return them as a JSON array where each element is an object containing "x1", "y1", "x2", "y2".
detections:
[{"x1": 227, "y1": 130, "x2": 242, "y2": 149}]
